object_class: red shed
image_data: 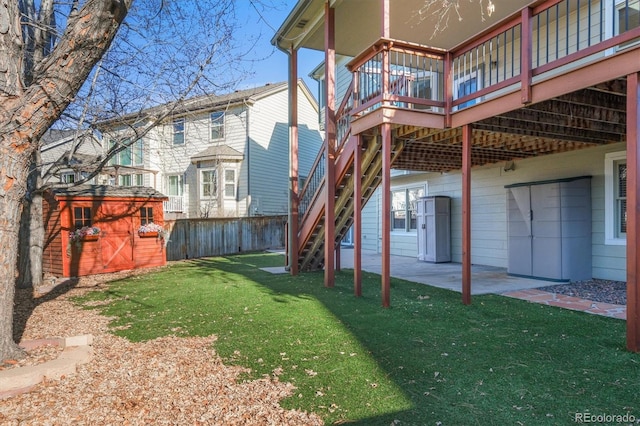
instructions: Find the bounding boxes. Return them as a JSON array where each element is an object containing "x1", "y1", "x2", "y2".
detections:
[{"x1": 43, "y1": 185, "x2": 168, "y2": 278}]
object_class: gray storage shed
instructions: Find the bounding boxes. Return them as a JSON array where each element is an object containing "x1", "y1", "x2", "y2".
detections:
[
  {"x1": 506, "y1": 176, "x2": 592, "y2": 282},
  {"x1": 416, "y1": 196, "x2": 451, "y2": 263}
]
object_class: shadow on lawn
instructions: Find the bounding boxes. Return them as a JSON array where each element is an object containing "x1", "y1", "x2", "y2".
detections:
[
  {"x1": 189, "y1": 253, "x2": 640, "y2": 425},
  {"x1": 90, "y1": 253, "x2": 639, "y2": 425}
]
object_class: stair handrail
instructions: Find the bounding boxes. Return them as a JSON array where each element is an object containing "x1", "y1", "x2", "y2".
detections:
[
  {"x1": 336, "y1": 78, "x2": 354, "y2": 154},
  {"x1": 298, "y1": 78, "x2": 355, "y2": 220},
  {"x1": 297, "y1": 146, "x2": 326, "y2": 220}
]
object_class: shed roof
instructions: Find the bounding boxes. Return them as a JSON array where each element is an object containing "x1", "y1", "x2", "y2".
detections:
[{"x1": 52, "y1": 184, "x2": 167, "y2": 200}]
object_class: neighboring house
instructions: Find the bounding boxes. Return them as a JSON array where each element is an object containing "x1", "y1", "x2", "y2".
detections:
[
  {"x1": 97, "y1": 81, "x2": 323, "y2": 219},
  {"x1": 273, "y1": 0, "x2": 640, "y2": 348},
  {"x1": 41, "y1": 129, "x2": 103, "y2": 184}
]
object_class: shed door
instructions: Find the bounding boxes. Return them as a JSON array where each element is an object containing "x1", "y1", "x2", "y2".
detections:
[
  {"x1": 99, "y1": 213, "x2": 134, "y2": 272},
  {"x1": 507, "y1": 186, "x2": 533, "y2": 276}
]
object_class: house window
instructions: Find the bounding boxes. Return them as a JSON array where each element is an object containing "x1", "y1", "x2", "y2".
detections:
[
  {"x1": 73, "y1": 207, "x2": 92, "y2": 229},
  {"x1": 211, "y1": 112, "x2": 225, "y2": 140},
  {"x1": 133, "y1": 139, "x2": 143, "y2": 165},
  {"x1": 201, "y1": 169, "x2": 217, "y2": 198},
  {"x1": 605, "y1": 151, "x2": 627, "y2": 244},
  {"x1": 108, "y1": 138, "x2": 143, "y2": 166},
  {"x1": 455, "y1": 75, "x2": 479, "y2": 109},
  {"x1": 224, "y1": 169, "x2": 236, "y2": 198},
  {"x1": 140, "y1": 207, "x2": 153, "y2": 225},
  {"x1": 120, "y1": 139, "x2": 132, "y2": 166},
  {"x1": 617, "y1": 0, "x2": 640, "y2": 34},
  {"x1": 298, "y1": 175, "x2": 308, "y2": 191},
  {"x1": 118, "y1": 175, "x2": 131, "y2": 186},
  {"x1": 173, "y1": 118, "x2": 185, "y2": 145},
  {"x1": 616, "y1": 161, "x2": 627, "y2": 237},
  {"x1": 118, "y1": 174, "x2": 143, "y2": 186},
  {"x1": 391, "y1": 186, "x2": 424, "y2": 232},
  {"x1": 61, "y1": 172, "x2": 75, "y2": 183},
  {"x1": 166, "y1": 175, "x2": 184, "y2": 196}
]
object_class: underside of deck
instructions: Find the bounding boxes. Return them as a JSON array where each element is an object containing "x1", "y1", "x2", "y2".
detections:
[{"x1": 365, "y1": 77, "x2": 628, "y2": 173}]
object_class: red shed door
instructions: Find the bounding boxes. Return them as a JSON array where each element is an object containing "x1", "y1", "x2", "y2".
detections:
[{"x1": 100, "y1": 216, "x2": 134, "y2": 272}]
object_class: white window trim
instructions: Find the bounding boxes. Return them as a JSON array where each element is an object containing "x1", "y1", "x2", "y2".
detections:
[
  {"x1": 604, "y1": 0, "x2": 640, "y2": 53},
  {"x1": 223, "y1": 168, "x2": 236, "y2": 199},
  {"x1": 173, "y1": 118, "x2": 185, "y2": 145},
  {"x1": 605, "y1": 151, "x2": 626, "y2": 245},
  {"x1": 166, "y1": 174, "x2": 184, "y2": 196},
  {"x1": 210, "y1": 112, "x2": 225, "y2": 141},
  {"x1": 390, "y1": 184, "x2": 426, "y2": 234},
  {"x1": 61, "y1": 172, "x2": 76, "y2": 183},
  {"x1": 199, "y1": 168, "x2": 218, "y2": 199}
]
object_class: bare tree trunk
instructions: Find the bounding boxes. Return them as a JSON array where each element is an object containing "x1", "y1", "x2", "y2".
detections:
[
  {"x1": 17, "y1": 149, "x2": 43, "y2": 289},
  {"x1": 0, "y1": 0, "x2": 131, "y2": 360}
]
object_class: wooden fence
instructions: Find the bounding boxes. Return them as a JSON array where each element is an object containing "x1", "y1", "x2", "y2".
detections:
[{"x1": 164, "y1": 215, "x2": 287, "y2": 261}]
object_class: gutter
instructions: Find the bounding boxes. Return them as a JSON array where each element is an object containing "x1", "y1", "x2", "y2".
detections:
[{"x1": 270, "y1": 0, "x2": 313, "y2": 51}]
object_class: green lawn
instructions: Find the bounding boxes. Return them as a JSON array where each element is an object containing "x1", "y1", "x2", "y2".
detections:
[{"x1": 76, "y1": 253, "x2": 640, "y2": 425}]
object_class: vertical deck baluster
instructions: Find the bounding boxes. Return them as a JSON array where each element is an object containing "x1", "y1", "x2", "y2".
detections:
[
  {"x1": 488, "y1": 39, "x2": 493, "y2": 86},
  {"x1": 480, "y1": 42, "x2": 485, "y2": 84},
  {"x1": 495, "y1": 34, "x2": 500, "y2": 83},
  {"x1": 626, "y1": 0, "x2": 631, "y2": 32},
  {"x1": 512, "y1": 26, "x2": 516, "y2": 78},
  {"x1": 587, "y1": 0, "x2": 591, "y2": 46},
  {"x1": 536, "y1": 13, "x2": 540, "y2": 67},
  {"x1": 503, "y1": 31, "x2": 507, "y2": 81},
  {"x1": 599, "y1": 0, "x2": 604, "y2": 42},
  {"x1": 555, "y1": 4, "x2": 559, "y2": 60},
  {"x1": 545, "y1": 9, "x2": 549, "y2": 65},
  {"x1": 577, "y1": 0, "x2": 581, "y2": 50},
  {"x1": 556, "y1": 0, "x2": 571, "y2": 59},
  {"x1": 430, "y1": 56, "x2": 435, "y2": 102}
]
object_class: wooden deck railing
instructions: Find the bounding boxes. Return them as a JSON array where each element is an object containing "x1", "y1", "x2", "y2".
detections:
[
  {"x1": 348, "y1": 39, "x2": 447, "y2": 117},
  {"x1": 345, "y1": 0, "x2": 639, "y2": 117}
]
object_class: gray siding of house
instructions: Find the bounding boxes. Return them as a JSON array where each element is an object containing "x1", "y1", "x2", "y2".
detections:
[
  {"x1": 361, "y1": 142, "x2": 627, "y2": 282},
  {"x1": 247, "y1": 84, "x2": 322, "y2": 216}
]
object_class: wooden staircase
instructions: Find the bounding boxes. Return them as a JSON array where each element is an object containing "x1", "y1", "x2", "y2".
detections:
[{"x1": 296, "y1": 132, "x2": 405, "y2": 271}]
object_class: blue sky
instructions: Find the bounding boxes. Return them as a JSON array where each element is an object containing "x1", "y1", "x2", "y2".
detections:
[{"x1": 236, "y1": 1, "x2": 323, "y2": 92}]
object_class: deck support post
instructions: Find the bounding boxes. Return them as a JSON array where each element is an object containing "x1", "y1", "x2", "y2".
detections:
[
  {"x1": 380, "y1": 0, "x2": 389, "y2": 38},
  {"x1": 627, "y1": 72, "x2": 640, "y2": 352},
  {"x1": 382, "y1": 124, "x2": 392, "y2": 307},
  {"x1": 354, "y1": 135, "x2": 362, "y2": 296},
  {"x1": 287, "y1": 46, "x2": 299, "y2": 276},
  {"x1": 444, "y1": 52, "x2": 452, "y2": 128},
  {"x1": 462, "y1": 124, "x2": 472, "y2": 305},
  {"x1": 324, "y1": 3, "x2": 336, "y2": 288}
]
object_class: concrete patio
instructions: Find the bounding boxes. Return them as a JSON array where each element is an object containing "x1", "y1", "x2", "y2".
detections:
[{"x1": 337, "y1": 247, "x2": 568, "y2": 295}]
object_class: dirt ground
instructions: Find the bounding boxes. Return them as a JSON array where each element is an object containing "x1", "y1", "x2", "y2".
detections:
[{"x1": 1, "y1": 269, "x2": 323, "y2": 425}]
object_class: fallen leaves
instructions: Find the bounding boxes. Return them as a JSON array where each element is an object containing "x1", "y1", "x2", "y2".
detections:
[{"x1": 3, "y1": 274, "x2": 323, "y2": 425}]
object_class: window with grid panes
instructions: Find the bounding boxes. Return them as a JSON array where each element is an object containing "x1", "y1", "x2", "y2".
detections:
[
  {"x1": 211, "y1": 112, "x2": 225, "y2": 140},
  {"x1": 615, "y1": 160, "x2": 627, "y2": 238},
  {"x1": 140, "y1": 207, "x2": 153, "y2": 225},
  {"x1": 224, "y1": 169, "x2": 235, "y2": 198},
  {"x1": 73, "y1": 207, "x2": 92, "y2": 229}
]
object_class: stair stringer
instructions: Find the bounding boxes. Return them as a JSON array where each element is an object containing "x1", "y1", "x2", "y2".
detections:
[{"x1": 298, "y1": 133, "x2": 405, "y2": 271}]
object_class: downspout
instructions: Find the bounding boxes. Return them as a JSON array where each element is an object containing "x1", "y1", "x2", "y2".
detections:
[
  {"x1": 275, "y1": 40, "x2": 297, "y2": 273},
  {"x1": 245, "y1": 103, "x2": 251, "y2": 216}
]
